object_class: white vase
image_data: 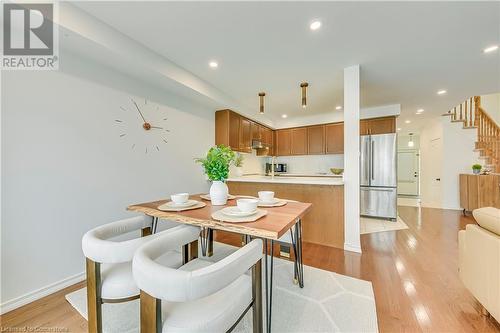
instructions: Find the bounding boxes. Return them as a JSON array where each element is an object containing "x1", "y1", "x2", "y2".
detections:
[
  {"x1": 210, "y1": 180, "x2": 228, "y2": 205},
  {"x1": 235, "y1": 167, "x2": 243, "y2": 177}
]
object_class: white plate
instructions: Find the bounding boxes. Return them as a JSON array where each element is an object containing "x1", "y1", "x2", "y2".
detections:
[
  {"x1": 200, "y1": 194, "x2": 236, "y2": 201},
  {"x1": 220, "y1": 206, "x2": 257, "y2": 217},
  {"x1": 165, "y1": 200, "x2": 198, "y2": 208},
  {"x1": 258, "y1": 198, "x2": 279, "y2": 205}
]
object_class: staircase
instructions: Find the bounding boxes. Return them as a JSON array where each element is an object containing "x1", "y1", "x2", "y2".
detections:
[{"x1": 442, "y1": 96, "x2": 500, "y2": 173}]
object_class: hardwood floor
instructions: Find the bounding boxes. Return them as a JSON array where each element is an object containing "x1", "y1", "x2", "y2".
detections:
[{"x1": 1, "y1": 206, "x2": 499, "y2": 332}]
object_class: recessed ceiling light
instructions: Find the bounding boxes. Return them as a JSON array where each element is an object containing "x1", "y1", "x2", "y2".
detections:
[
  {"x1": 405, "y1": 120, "x2": 411, "y2": 124},
  {"x1": 209, "y1": 61, "x2": 218, "y2": 69},
  {"x1": 397, "y1": 128, "x2": 402, "y2": 131},
  {"x1": 437, "y1": 90, "x2": 447, "y2": 95},
  {"x1": 483, "y1": 45, "x2": 499, "y2": 53},
  {"x1": 310, "y1": 20, "x2": 322, "y2": 31},
  {"x1": 281, "y1": 114, "x2": 288, "y2": 119},
  {"x1": 335, "y1": 106, "x2": 342, "y2": 110}
]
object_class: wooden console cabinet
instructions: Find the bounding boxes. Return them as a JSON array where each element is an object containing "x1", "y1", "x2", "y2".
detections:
[{"x1": 460, "y1": 174, "x2": 500, "y2": 213}]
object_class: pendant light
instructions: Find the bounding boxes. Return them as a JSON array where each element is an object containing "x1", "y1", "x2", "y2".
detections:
[
  {"x1": 300, "y1": 82, "x2": 309, "y2": 108},
  {"x1": 408, "y1": 133, "x2": 415, "y2": 147},
  {"x1": 259, "y1": 92, "x2": 266, "y2": 114}
]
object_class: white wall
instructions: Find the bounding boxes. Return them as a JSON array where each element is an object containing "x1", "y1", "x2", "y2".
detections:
[
  {"x1": 481, "y1": 93, "x2": 500, "y2": 126},
  {"x1": 419, "y1": 116, "x2": 480, "y2": 210},
  {"x1": 398, "y1": 134, "x2": 420, "y2": 150},
  {"x1": 1, "y1": 55, "x2": 214, "y2": 312},
  {"x1": 275, "y1": 155, "x2": 344, "y2": 174},
  {"x1": 230, "y1": 150, "x2": 267, "y2": 175}
]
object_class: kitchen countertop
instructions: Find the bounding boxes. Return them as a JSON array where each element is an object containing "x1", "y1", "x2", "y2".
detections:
[{"x1": 226, "y1": 175, "x2": 344, "y2": 185}]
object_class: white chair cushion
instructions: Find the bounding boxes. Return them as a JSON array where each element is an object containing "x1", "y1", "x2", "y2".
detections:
[
  {"x1": 473, "y1": 207, "x2": 500, "y2": 236},
  {"x1": 101, "y1": 250, "x2": 183, "y2": 300},
  {"x1": 161, "y1": 258, "x2": 252, "y2": 333}
]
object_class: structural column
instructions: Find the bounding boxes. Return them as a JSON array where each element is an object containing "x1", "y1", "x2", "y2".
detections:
[{"x1": 343, "y1": 65, "x2": 361, "y2": 253}]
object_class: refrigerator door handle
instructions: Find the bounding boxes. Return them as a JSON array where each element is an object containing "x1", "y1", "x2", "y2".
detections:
[
  {"x1": 371, "y1": 140, "x2": 375, "y2": 180},
  {"x1": 363, "y1": 187, "x2": 394, "y2": 192}
]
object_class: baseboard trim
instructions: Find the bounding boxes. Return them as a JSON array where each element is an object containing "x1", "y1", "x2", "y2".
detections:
[
  {"x1": 344, "y1": 243, "x2": 362, "y2": 253},
  {"x1": 0, "y1": 271, "x2": 85, "y2": 315}
]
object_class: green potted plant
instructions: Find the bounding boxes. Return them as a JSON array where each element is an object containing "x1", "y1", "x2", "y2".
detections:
[
  {"x1": 472, "y1": 164, "x2": 482, "y2": 175},
  {"x1": 195, "y1": 145, "x2": 235, "y2": 205},
  {"x1": 233, "y1": 153, "x2": 244, "y2": 177}
]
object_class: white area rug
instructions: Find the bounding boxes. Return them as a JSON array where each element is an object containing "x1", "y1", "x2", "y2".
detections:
[
  {"x1": 360, "y1": 216, "x2": 409, "y2": 235},
  {"x1": 66, "y1": 243, "x2": 378, "y2": 333}
]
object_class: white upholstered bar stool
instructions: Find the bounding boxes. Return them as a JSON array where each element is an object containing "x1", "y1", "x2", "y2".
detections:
[
  {"x1": 82, "y1": 215, "x2": 199, "y2": 333},
  {"x1": 133, "y1": 226, "x2": 263, "y2": 333}
]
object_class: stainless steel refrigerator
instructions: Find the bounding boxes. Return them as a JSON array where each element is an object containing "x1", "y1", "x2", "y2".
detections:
[{"x1": 360, "y1": 133, "x2": 397, "y2": 220}]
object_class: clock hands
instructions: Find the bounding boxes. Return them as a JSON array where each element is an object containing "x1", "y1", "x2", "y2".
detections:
[{"x1": 132, "y1": 99, "x2": 147, "y2": 123}]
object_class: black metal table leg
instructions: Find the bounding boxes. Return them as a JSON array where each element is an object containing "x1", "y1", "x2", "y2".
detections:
[
  {"x1": 268, "y1": 240, "x2": 274, "y2": 333},
  {"x1": 296, "y1": 219, "x2": 304, "y2": 288},
  {"x1": 289, "y1": 226, "x2": 299, "y2": 285},
  {"x1": 264, "y1": 239, "x2": 269, "y2": 332}
]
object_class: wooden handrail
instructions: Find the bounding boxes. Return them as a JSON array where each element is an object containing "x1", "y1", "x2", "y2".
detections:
[{"x1": 445, "y1": 95, "x2": 499, "y2": 172}]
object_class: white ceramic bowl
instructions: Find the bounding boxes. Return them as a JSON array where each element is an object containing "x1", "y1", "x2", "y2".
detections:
[
  {"x1": 236, "y1": 198, "x2": 259, "y2": 213},
  {"x1": 171, "y1": 193, "x2": 189, "y2": 204},
  {"x1": 258, "y1": 191, "x2": 275, "y2": 203}
]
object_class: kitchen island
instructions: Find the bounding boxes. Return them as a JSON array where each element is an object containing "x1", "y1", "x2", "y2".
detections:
[{"x1": 227, "y1": 175, "x2": 344, "y2": 249}]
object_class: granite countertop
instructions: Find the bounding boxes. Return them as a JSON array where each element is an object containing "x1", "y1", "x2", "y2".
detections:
[{"x1": 226, "y1": 175, "x2": 344, "y2": 185}]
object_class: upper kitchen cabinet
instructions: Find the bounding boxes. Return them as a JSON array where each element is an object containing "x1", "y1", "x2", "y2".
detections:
[
  {"x1": 291, "y1": 127, "x2": 308, "y2": 155},
  {"x1": 307, "y1": 125, "x2": 325, "y2": 155},
  {"x1": 360, "y1": 116, "x2": 396, "y2": 135},
  {"x1": 251, "y1": 122, "x2": 261, "y2": 140},
  {"x1": 239, "y1": 117, "x2": 252, "y2": 153},
  {"x1": 215, "y1": 109, "x2": 274, "y2": 154},
  {"x1": 325, "y1": 123, "x2": 344, "y2": 154},
  {"x1": 276, "y1": 129, "x2": 292, "y2": 156},
  {"x1": 261, "y1": 127, "x2": 273, "y2": 146},
  {"x1": 215, "y1": 109, "x2": 241, "y2": 151}
]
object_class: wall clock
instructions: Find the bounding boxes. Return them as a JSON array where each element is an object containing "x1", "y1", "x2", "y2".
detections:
[{"x1": 115, "y1": 98, "x2": 170, "y2": 153}]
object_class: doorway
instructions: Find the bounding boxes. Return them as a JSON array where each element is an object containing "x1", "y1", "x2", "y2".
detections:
[{"x1": 398, "y1": 149, "x2": 420, "y2": 196}]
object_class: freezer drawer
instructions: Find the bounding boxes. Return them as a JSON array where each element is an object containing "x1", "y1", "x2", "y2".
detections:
[{"x1": 360, "y1": 187, "x2": 397, "y2": 219}]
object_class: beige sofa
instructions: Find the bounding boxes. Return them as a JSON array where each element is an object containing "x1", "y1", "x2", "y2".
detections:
[{"x1": 459, "y1": 207, "x2": 500, "y2": 323}]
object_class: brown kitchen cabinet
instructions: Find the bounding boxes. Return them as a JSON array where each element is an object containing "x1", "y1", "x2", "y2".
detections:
[
  {"x1": 215, "y1": 109, "x2": 274, "y2": 154},
  {"x1": 460, "y1": 174, "x2": 500, "y2": 213},
  {"x1": 325, "y1": 123, "x2": 344, "y2": 154},
  {"x1": 276, "y1": 129, "x2": 292, "y2": 156},
  {"x1": 307, "y1": 125, "x2": 325, "y2": 155},
  {"x1": 239, "y1": 117, "x2": 252, "y2": 153},
  {"x1": 360, "y1": 117, "x2": 396, "y2": 135},
  {"x1": 251, "y1": 122, "x2": 261, "y2": 140},
  {"x1": 291, "y1": 127, "x2": 308, "y2": 155}
]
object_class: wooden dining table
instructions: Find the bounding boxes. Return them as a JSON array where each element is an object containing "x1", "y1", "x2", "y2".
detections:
[{"x1": 127, "y1": 194, "x2": 312, "y2": 333}]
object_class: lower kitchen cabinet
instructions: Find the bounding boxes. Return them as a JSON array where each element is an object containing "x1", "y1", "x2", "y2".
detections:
[{"x1": 227, "y1": 181, "x2": 345, "y2": 249}]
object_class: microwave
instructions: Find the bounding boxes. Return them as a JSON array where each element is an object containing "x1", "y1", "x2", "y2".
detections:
[{"x1": 265, "y1": 163, "x2": 287, "y2": 174}]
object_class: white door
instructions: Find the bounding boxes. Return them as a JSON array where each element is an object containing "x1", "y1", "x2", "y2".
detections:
[
  {"x1": 397, "y1": 149, "x2": 420, "y2": 196},
  {"x1": 428, "y1": 137, "x2": 443, "y2": 206}
]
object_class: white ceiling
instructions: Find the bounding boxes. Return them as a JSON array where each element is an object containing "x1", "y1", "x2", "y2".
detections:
[{"x1": 73, "y1": 1, "x2": 500, "y2": 132}]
